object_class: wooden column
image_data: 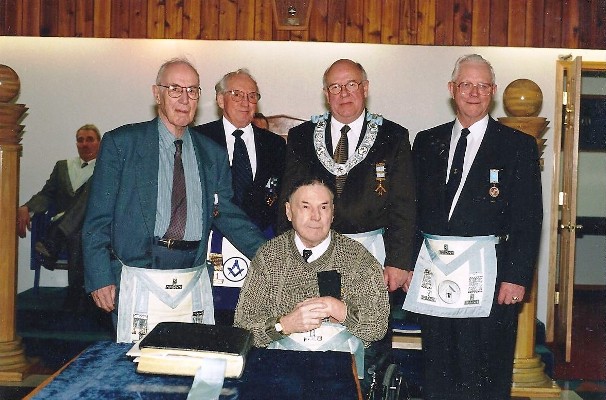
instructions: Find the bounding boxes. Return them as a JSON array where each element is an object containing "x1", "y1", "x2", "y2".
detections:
[
  {"x1": 498, "y1": 112, "x2": 561, "y2": 397},
  {"x1": 0, "y1": 64, "x2": 31, "y2": 381}
]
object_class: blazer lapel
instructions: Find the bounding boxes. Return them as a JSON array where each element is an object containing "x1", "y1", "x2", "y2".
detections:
[
  {"x1": 136, "y1": 120, "x2": 160, "y2": 236},
  {"x1": 191, "y1": 132, "x2": 213, "y2": 261}
]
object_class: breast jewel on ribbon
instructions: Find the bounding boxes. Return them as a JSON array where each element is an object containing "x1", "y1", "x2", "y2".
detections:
[{"x1": 312, "y1": 111, "x2": 383, "y2": 177}]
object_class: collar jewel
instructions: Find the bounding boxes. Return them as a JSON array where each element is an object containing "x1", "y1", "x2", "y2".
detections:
[{"x1": 313, "y1": 112, "x2": 382, "y2": 176}]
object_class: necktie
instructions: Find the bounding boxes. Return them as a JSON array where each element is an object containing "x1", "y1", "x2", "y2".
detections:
[
  {"x1": 231, "y1": 129, "x2": 253, "y2": 206},
  {"x1": 302, "y1": 249, "x2": 313, "y2": 262},
  {"x1": 164, "y1": 139, "x2": 187, "y2": 239},
  {"x1": 81, "y1": 162, "x2": 88, "y2": 168},
  {"x1": 333, "y1": 125, "x2": 350, "y2": 196},
  {"x1": 445, "y1": 128, "x2": 471, "y2": 213}
]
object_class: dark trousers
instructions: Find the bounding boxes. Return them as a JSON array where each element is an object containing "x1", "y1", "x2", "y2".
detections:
[{"x1": 419, "y1": 302, "x2": 520, "y2": 400}]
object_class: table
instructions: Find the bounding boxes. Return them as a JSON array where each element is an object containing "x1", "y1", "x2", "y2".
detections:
[{"x1": 25, "y1": 341, "x2": 362, "y2": 399}]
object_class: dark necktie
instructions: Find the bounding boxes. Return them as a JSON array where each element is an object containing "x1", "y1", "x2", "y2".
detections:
[
  {"x1": 81, "y1": 162, "x2": 88, "y2": 168},
  {"x1": 445, "y1": 128, "x2": 471, "y2": 213},
  {"x1": 231, "y1": 129, "x2": 253, "y2": 206},
  {"x1": 302, "y1": 249, "x2": 313, "y2": 262},
  {"x1": 333, "y1": 125, "x2": 350, "y2": 196},
  {"x1": 164, "y1": 139, "x2": 187, "y2": 239}
]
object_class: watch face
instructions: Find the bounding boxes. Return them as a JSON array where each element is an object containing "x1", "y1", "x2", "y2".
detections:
[{"x1": 438, "y1": 280, "x2": 461, "y2": 304}]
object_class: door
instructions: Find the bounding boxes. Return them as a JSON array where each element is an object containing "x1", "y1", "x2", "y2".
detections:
[{"x1": 547, "y1": 57, "x2": 581, "y2": 362}]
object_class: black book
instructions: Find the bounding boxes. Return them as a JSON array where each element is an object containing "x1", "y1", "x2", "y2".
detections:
[{"x1": 136, "y1": 322, "x2": 253, "y2": 378}]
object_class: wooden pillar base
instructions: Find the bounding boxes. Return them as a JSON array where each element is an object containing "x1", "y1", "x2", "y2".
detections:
[
  {"x1": 511, "y1": 355, "x2": 560, "y2": 398},
  {"x1": 0, "y1": 337, "x2": 32, "y2": 381}
]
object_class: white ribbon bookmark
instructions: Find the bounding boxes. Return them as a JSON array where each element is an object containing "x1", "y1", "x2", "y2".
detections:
[{"x1": 187, "y1": 357, "x2": 227, "y2": 400}]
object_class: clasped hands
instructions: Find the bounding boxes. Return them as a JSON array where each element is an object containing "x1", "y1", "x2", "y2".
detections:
[{"x1": 278, "y1": 296, "x2": 346, "y2": 335}]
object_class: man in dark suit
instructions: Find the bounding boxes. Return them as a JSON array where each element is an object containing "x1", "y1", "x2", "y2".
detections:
[
  {"x1": 193, "y1": 69, "x2": 286, "y2": 324},
  {"x1": 83, "y1": 59, "x2": 266, "y2": 333},
  {"x1": 408, "y1": 54, "x2": 542, "y2": 399},
  {"x1": 279, "y1": 59, "x2": 416, "y2": 292},
  {"x1": 17, "y1": 124, "x2": 101, "y2": 309}
]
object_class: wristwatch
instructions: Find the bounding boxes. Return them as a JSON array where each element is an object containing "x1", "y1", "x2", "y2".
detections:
[{"x1": 274, "y1": 317, "x2": 284, "y2": 334}]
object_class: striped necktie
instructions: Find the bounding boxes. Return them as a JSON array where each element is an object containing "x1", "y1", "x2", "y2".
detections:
[
  {"x1": 333, "y1": 125, "x2": 350, "y2": 196},
  {"x1": 164, "y1": 139, "x2": 187, "y2": 239}
]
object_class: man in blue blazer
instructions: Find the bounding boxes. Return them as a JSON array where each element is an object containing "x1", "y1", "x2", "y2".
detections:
[
  {"x1": 83, "y1": 59, "x2": 266, "y2": 321},
  {"x1": 193, "y1": 69, "x2": 286, "y2": 324},
  {"x1": 409, "y1": 54, "x2": 543, "y2": 400}
]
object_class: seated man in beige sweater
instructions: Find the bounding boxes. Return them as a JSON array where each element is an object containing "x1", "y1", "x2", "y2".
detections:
[{"x1": 234, "y1": 177, "x2": 389, "y2": 394}]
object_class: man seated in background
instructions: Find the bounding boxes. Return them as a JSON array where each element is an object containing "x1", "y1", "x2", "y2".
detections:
[
  {"x1": 194, "y1": 69, "x2": 286, "y2": 325},
  {"x1": 17, "y1": 124, "x2": 101, "y2": 310},
  {"x1": 234, "y1": 177, "x2": 389, "y2": 395}
]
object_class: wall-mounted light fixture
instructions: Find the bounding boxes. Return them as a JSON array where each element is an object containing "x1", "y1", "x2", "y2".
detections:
[{"x1": 271, "y1": 0, "x2": 313, "y2": 31}]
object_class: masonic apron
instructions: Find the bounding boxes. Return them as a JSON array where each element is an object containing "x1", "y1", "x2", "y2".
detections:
[{"x1": 403, "y1": 233, "x2": 499, "y2": 318}]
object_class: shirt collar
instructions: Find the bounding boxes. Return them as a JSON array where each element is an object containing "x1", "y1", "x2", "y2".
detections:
[
  {"x1": 454, "y1": 114, "x2": 490, "y2": 141},
  {"x1": 222, "y1": 117, "x2": 253, "y2": 138},
  {"x1": 294, "y1": 231, "x2": 331, "y2": 262},
  {"x1": 331, "y1": 109, "x2": 365, "y2": 136}
]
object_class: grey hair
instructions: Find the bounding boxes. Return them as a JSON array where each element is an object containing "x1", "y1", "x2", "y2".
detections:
[
  {"x1": 451, "y1": 54, "x2": 496, "y2": 83},
  {"x1": 155, "y1": 57, "x2": 199, "y2": 85},
  {"x1": 77, "y1": 124, "x2": 101, "y2": 141},
  {"x1": 215, "y1": 69, "x2": 258, "y2": 95},
  {"x1": 322, "y1": 59, "x2": 368, "y2": 87}
]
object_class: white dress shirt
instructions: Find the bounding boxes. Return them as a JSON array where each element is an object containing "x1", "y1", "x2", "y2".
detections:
[{"x1": 222, "y1": 117, "x2": 258, "y2": 179}]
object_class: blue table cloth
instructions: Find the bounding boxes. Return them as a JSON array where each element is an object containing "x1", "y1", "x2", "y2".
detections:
[{"x1": 31, "y1": 341, "x2": 360, "y2": 399}]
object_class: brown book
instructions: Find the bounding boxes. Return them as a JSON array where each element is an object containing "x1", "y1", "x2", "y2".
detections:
[{"x1": 136, "y1": 322, "x2": 253, "y2": 378}]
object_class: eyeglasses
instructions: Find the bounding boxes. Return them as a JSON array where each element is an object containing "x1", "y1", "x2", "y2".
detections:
[
  {"x1": 454, "y1": 81, "x2": 494, "y2": 96},
  {"x1": 157, "y1": 84, "x2": 201, "y2": 100},
  {"x1": 226, "y1": 89, "x2": 261, "y2": 104},
  {"x1": 326, "y1": 80, "x2": 365, "y2": 95}
]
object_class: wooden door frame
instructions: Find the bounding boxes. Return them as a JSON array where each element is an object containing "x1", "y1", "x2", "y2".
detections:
[{"x1": 546, "y1": 60, "x2": 606, "y2": 344}]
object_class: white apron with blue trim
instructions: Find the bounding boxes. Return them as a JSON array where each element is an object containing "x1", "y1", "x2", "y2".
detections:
[
  {"x1": 403, "y1": 234, "x2": 499, "y2": 318},
  {"x1": 268, "y1": 322, "x2": 365, "y2": 378},
  {"x1": 346, "y1": 228, "x2": 386, "y2": 265},
  {"x1": 117, "y1": 265, "x2": 215, "y2": 343}
]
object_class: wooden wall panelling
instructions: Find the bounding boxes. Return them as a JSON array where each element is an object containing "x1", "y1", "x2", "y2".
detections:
[
  {"x1": 23, "y1": 0, "x2": 40, "y2": 36},
  {"x1": 146, "y1": 0, "x2": 165, "y2": 39},
  {"x1": 41, "y1": 0, "x2": 60, "y2": 37},
  {"x1": 129, "y1": 0, "x2": 148, "y2": 39},
  {"x1": 398, "y1": 0, "x2": 415, "y2": 45},
  {"x1": 235, "y1": 0, "x2": 254, "y2": 40},
  {"x1": 58, "y1": 0, "x2": 76, "y2": 37},
  {"x1": 507, "y1": 0, "x2": 527, "y2": 47},
  {"x1": 363, "y1": 0, "x2": 381, "y2": 44},
  {"x1": 488, "y1": 0, "x2": 508, "y2": 46},
  {"x1": 435, "y1": 0, "x2": 454, "y2": 45},
  {"x1": 201, "y1": 0, "x2": 220, "y2": 40},
  {"x1": 594, "y1": 0, "x2": 606, "y2": 49},
  {"x1": 561, "y1": 0, "x2": 580, "y2": 49},
  {"x1": 417, "y1": 0, "x2": 436, "y2": 45},
  {"x1": 3, "y1": 0, "x2": 22, "y2": 35},
  {"x1": 470, "y1": 0, "x2": 490, "y2": 46},
  {"x1": 542, "y1": 0, "x2": 562, "y2": 48},
  {"x1": 344, "y1": 0, "x2": 363, "y2": 43},
  {"x1": 110, "y1": 0, "x2": 130, "y2": 38},
  {"x1": 524, "y1": 0, "x2": 545, "y2": 47},
  {"x1": 381, "y1": 0, "x2": 400, "y2": 44},
  {"x1": 253, "y1": 0, "x2": 273, "y2": 41},
  {"x1": 75, "y1": 0, "x2": 94, "y2": 37},
  {"x1": 219, "y1": 0, "x2": 237, "y2": 40},
  {"x1": 326, "y1": 0, "x2": 345, "y2": 43},
  {"x1": 94, "y1": 0, "x2": 111, "y2": 38},
  {"x1": 453, "y1": 0, "x2": 472, "y2": 46},
  {"x1": 165, "y1": 0, "x2": 184, "y2": 38},
  {"x1": 308, "y1": 0, "x2": 328, "y2": 42}
]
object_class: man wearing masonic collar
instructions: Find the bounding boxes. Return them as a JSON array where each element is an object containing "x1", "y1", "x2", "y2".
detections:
[{"x1": 278, "y1": 59, "x2": 416, "y2": 294}]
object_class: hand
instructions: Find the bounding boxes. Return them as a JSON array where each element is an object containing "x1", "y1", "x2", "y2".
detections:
[
  {"x1": 280, "y1": 298, "x2": 332, "y2": 335},
  {"x1": 16, "y1": 206, "x2": 31, "y2": 238},
  {"x1": 91, "y1": 285, "x2": 116, "y2": 312},
  {"x1": 383, "y1": 266, "x2": 412, "y2": 292},
  {"x1": 497, "y1": 282, "x2": 526, "y2": 305}
]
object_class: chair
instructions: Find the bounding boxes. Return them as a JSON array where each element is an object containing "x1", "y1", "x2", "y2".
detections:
[
  {"x1": 266, "y1": 114, "x2": 306, "y2": 140},
  {"x1": 30, "y1": 210, "x2": 69, "y2": 293}
]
